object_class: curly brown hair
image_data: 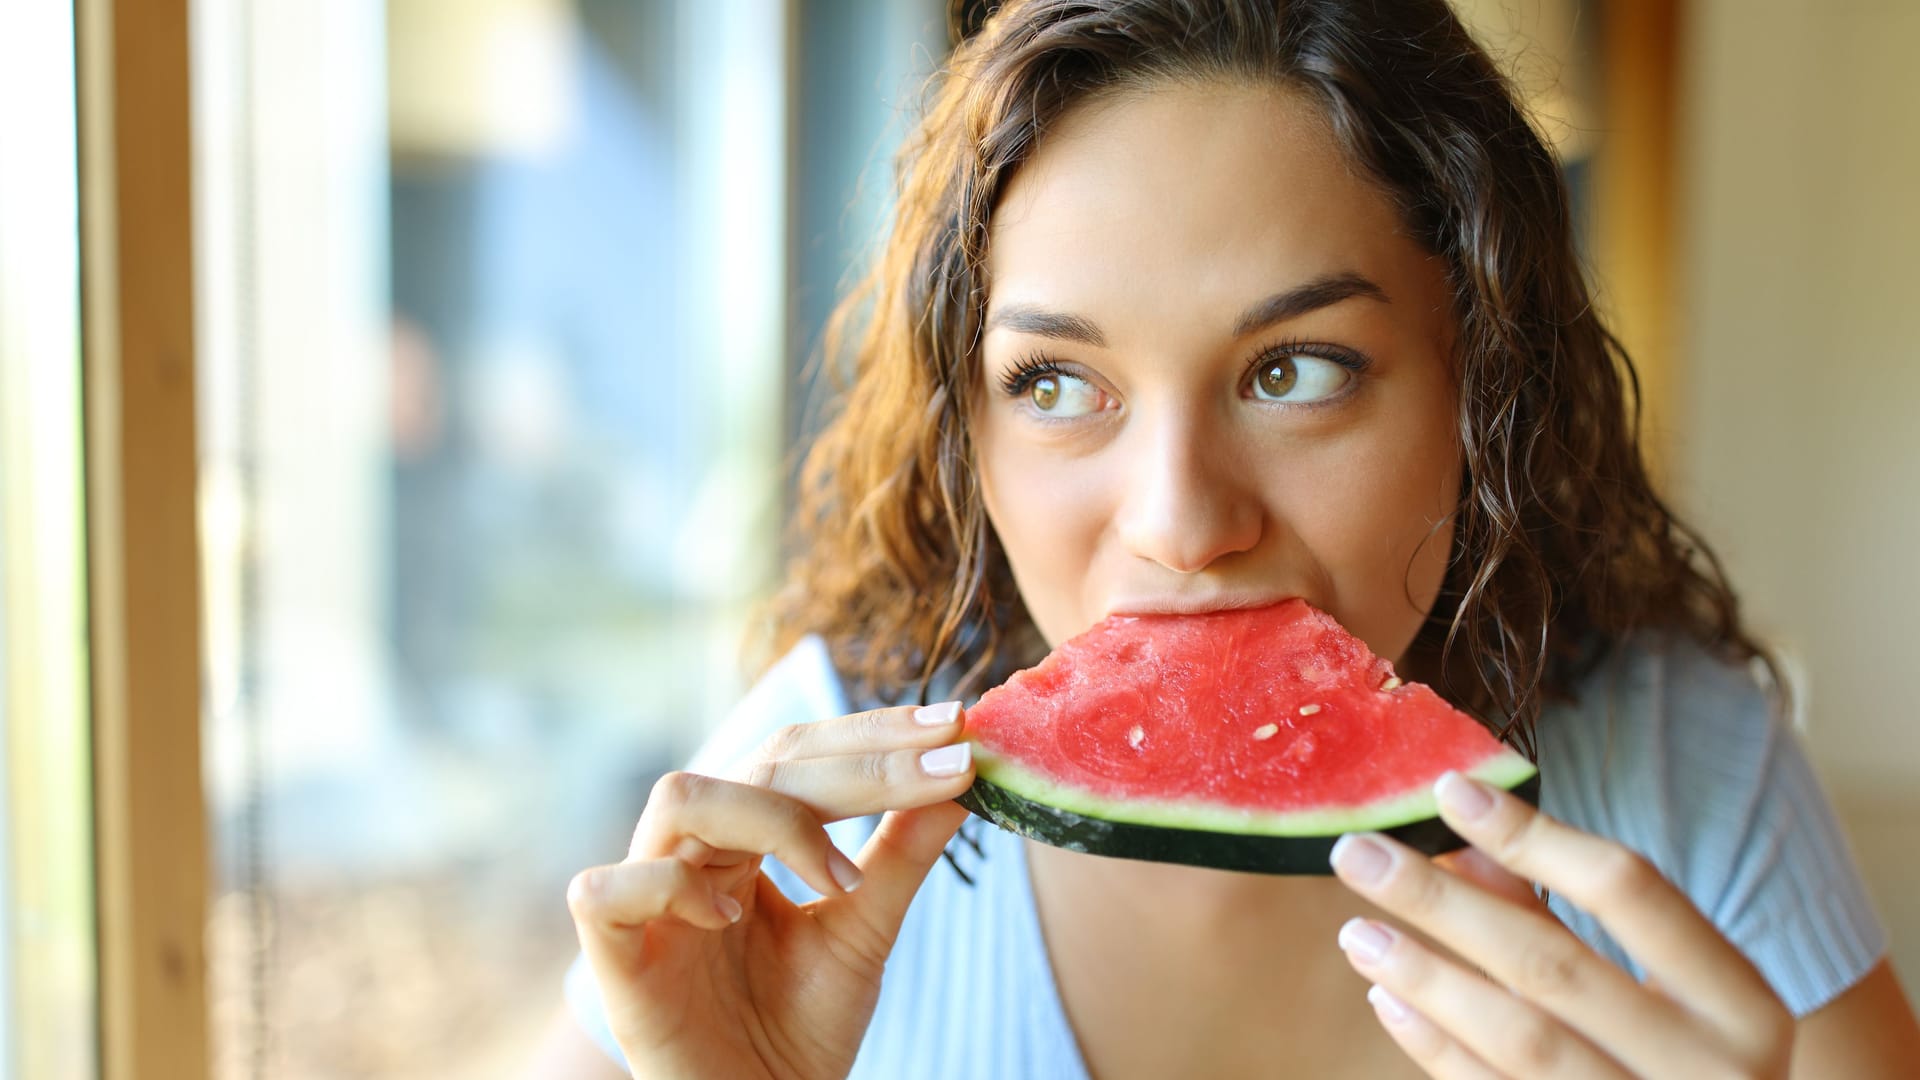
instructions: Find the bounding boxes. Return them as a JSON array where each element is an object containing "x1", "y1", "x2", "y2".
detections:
[{"x1": 761, "y1": 0, "x2": 1773, "y2": 754}]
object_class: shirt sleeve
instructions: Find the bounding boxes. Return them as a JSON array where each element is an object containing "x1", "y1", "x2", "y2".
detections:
[
  {"x1": 1676, "y1": 653, "x2": 1889, "y2": 1015},
  {"x1": 1540, "y1": 633, "x2": 1889, "y2": 1017},
  {"x1": 563, "y1": 635, "x2": 868, "y2": 1068}
]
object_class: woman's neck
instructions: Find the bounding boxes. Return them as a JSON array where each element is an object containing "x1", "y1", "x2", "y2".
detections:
[
  {"x1": 1025, "y1": 838, "x2": 1369, "y2": 950},
  {"x1": 1024, "y1": 840, "x2": 1413, "y2": 1079}
]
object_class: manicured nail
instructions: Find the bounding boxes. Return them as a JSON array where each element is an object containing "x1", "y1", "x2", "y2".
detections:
[
  {"x1": 919, "y1": 742, "x2": 972, "y2": 777},
  {"x1": 1436, "y1": 770, "x2": 1494, "y2": 821},
  {"x1": 1330, "y1": 833, "x2": 1392, "y2": 886},
  {"x1": 827, "y1": 847, "x2": 864, "y2": 893},
  {"x1": 714, "y1": 894, "x2": 743, "y2": 923},
  {"x1": 1337, "y1": 916, "x2": 1394, "y2": 964},
  {"x1": 1367, "y1": 984, "x2": 1413, "y2": 1025},
  {"x1": 914, "y1": 700, "x2": 962, "y2": 726}
]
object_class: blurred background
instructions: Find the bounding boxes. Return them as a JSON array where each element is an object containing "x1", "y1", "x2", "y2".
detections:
[{"x1": 0, "y1": 0, "x2": 1914, "y2": 1077}]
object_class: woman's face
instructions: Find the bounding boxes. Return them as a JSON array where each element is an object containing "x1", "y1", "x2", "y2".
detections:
[{"x1": 974, "y1": 80, "x2": 1463, "y2": 669}]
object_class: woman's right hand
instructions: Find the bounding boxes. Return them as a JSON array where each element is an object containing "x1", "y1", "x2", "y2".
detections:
[{"x1": 566, "y1": 701, "x2": 978, "y2": 1080}]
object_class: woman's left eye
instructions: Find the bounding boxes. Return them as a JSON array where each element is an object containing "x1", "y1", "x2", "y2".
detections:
[{"x1": 1247, "y1": 352, "x2": 1355, "y2": 405}]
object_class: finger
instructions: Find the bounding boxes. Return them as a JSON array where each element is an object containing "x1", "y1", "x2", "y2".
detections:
[
  {"x1": 1334, "y1": 829, "x2": 1712, "y2": 1076},
  {"x1": 1434, "y1": 846, "x2": 1541, "y2": 911},
  {"x1": 745, "y1": 702, "x2": 966, "y2": 767},
  {"x1": 572, "y1": 859, "x2": 739, "y2": 934},
  {"x1": 1432, "y1": 771, "x2": 1788, "y2": 1043},
  {"x1": 628, "y1": 771, "x2": 863, "y2": 900},
  {"x1": 568, "y1": 858, "x2": 739, "y2": 982},
  {"x1": 737, "y1": 741, "x2": 977, "y2": 824},
  {"x1": 1339, "y1": 917, "x2": 1634, "y2": 1080},
  {"x1": 812, "y1": 801, "x2": 971, "y2": 961},
  {"x1": 1363, "y1": 985, "x2": 1505, "y2": 1080}
]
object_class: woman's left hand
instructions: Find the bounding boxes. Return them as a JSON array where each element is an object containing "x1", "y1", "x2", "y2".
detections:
[{"x1": 1330, "y1": 771, "x2": 1795, "y2": 1079}]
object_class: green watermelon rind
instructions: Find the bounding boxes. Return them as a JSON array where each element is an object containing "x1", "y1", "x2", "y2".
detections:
[
  {"x1": 969, "y1": 746, "x2": 1539, "y2": 835},
  {"x1": 957, "y1": 770, "x2": 1543, "y2": 875}
]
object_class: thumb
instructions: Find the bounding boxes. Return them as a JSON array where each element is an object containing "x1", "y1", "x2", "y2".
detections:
[{"x1": 813, "y1": 801, "x2": 970, "y2": 949}]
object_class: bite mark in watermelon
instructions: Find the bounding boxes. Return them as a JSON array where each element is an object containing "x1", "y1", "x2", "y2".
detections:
[{"x1": 956, "y1": 600, "x2": 1539, "y2": 874}]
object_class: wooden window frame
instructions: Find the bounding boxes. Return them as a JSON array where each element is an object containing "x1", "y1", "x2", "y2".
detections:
[
  {"x1": 1594, "y1": 0, "x2": 1684, "y2": 479},
  {"x1": 77, "y1": 0, "x2": 210, "y2": 1075}
]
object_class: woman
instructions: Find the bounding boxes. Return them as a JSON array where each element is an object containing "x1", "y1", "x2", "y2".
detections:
[{"x1": 533, "y1": 1, "x2": 1920, "y2": 1075}]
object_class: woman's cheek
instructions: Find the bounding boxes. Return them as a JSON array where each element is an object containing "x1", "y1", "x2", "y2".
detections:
[
  {"x1": 1304, "y1": 431, "x2": 1460, "y2": 665},
  {"x1": 977, "y1": 427, "x2": 1096, "y2": 647}
]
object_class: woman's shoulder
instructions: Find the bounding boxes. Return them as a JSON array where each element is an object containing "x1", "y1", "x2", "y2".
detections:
[
  {"x1": 1537, "y1": 627, "x2": 1786, "y2": 792},
  {"x1": 1561, "y1": 626, "x2": 1780, "y2": 728},
  {"x1": 1537, "y1": 628, "x2": 1888, "y2": 1015},
  {"x1": 1536, "y1": 626, "x2": 1792, "y2": 858},
  {"x1": 683, "y1": 634, "x2": 850, "y2": 777}
]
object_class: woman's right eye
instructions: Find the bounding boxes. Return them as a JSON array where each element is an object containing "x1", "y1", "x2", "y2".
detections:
[
  {"x1": 1006, "y1": 357, "x2": 1113, "y2": 417},
  {"x1": 1028, "y1": 372, "x2": 1109, "y2": 417}
]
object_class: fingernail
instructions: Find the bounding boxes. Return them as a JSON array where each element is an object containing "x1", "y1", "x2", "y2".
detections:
[
  {"x1": 919, "y1": 742, "x2": 972, "y2": 777},
  {"x1": 1436, "y1": 770, "x2": 1494, "y2": 821},
  {"x1": 1337, "y1": 916, "x2": 1394, "y2": 964},
  {"x1": 914, "y1": 700, "x2": 962, "y2": 726},
  {"x1": 714, "y1": 894, "x2": 743, "y2": 923},
  {"x1": 1367, "y1": 984, "x2": 1413, "y2": 1025},
  {"x1": 827, "y1": 847, "x2": 864, "y2": 893},
  {"x1": 568, "y1": 869, "x2": 602, "y2": 908},
  {"x1": 1330, "y1": 833, "x2": 1393, "y2": 886}
]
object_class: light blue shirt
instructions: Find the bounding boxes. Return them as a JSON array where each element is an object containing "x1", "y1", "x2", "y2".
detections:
[{"x1": 566, "y1": 632, "x2": 1889, "y2": 1077}]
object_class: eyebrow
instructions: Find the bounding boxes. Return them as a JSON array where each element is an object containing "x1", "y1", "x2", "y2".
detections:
[{"x1": 983, "y1": 271, "x2": 1391, "y2": 347}]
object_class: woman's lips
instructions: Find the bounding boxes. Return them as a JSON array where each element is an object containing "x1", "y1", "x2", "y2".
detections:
[{"x1": 1103, "y1": 594, "x2": 1302, "y2": 618}]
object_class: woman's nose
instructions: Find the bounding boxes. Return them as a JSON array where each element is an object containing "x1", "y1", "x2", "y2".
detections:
[{"x1": 1113, "y1": 416, "x2": 1264, "y2": 574}]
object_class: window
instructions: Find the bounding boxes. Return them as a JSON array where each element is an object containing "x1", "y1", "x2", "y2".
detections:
[
  {"x1": 194, "y1": 0, "x2": 796, "y2": 1072},
  {"x1": 0, "y1": 3, "x2": 97, "y2": 1077}
]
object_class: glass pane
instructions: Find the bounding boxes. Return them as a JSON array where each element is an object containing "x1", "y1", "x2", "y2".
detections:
[
  {"x1": 195, "y1": 0, "x2": 790, "y2": 1074},
  {"x1": 0, "y1": 2, "x2": 98, "y2": 1078}
]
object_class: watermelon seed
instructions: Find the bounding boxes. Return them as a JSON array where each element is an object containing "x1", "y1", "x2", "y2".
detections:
[
  {"x1": 1127, "y1": 724, "x2": 1146, "y2": 749},
  {"x1": 1252, "y1": 723, "x2": 1279, "y2": 741},
  {"x1": 1379, "y1": 676, "x2": 1403, "y2": 692},
  {"x1": 1297, "y1": 703, "x2": 1322, "y2": 717}
]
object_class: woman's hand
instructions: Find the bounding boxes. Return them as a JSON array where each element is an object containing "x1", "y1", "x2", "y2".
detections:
[
  {"x1": 566, "y1": 701, "x2": 978, "y2": 1080},
  {"x1": 1330, "y1": 771, "x2": 1795, "y2": 1079}
]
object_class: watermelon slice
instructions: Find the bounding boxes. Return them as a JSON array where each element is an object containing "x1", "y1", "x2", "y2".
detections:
[{"x1": 956, "y1": 599, "x2": 1538, "y2": 874}]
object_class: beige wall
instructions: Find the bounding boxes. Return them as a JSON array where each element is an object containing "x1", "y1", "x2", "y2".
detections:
[{"x1": 1678, "y1": 0, "x2": 1920, "y2": 1001}]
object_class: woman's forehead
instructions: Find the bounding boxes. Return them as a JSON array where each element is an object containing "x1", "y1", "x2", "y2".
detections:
[{"x1": 984, "y1": 81, "x2": 1437, "y2": 341}]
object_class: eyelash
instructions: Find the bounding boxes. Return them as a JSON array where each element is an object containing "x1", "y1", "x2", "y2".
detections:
[
  {"x1": 995, "y1": 337, "x2": 1374, "y2": 405},
  {"x1": 996, "y1": 353, "x2": 1075, "y2": 398}
]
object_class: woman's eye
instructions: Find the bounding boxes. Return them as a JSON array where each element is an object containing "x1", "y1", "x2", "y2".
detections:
[
  {"x1": 1029, "y1": 373, "x2": 1107, "y2": 417},
  {"x1": 1249, "y1": 354, "x2": 1352, "y2": 404}
]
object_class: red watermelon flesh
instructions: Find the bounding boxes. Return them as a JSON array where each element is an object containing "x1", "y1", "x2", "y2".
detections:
[{"x1": 961, "y1": 599, "x2": 1536, "y2": 836}]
